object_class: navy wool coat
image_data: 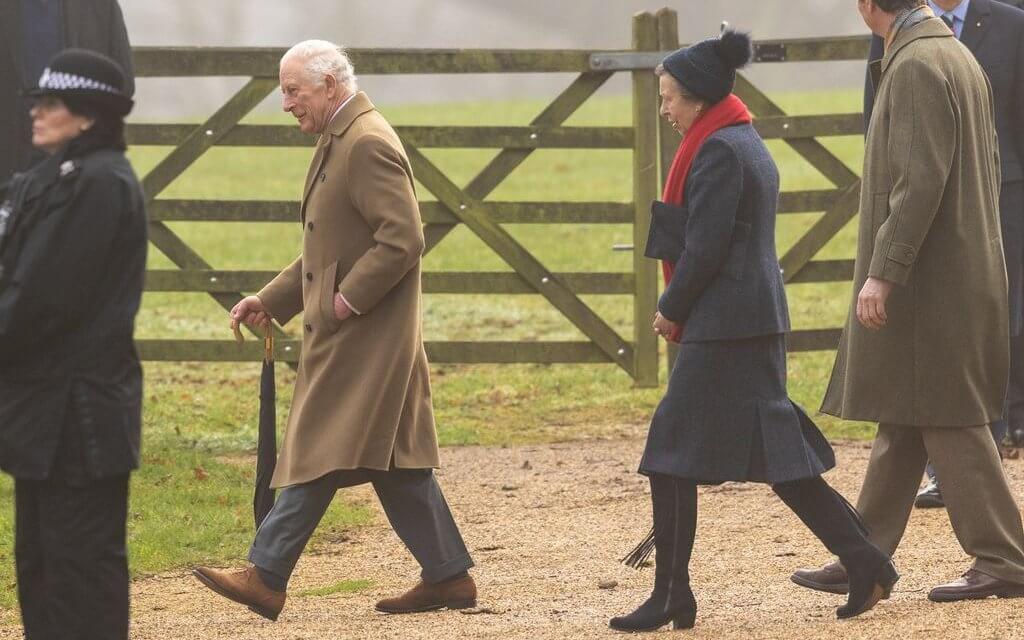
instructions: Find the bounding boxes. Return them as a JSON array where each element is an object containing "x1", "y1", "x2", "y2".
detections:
[{"x1": 640, "y1": 123, "x2": 834, "y2": 484}]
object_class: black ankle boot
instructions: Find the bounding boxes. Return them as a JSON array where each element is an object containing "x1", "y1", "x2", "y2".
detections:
[
  {"x1": 838, "y1": 556, "x2": 898, "y2": 619},
  {"x1": 611, "y1": 474, "x2": 698, "y2": 632},
  {"x1": 773, "y1": 476, "x2": 899, "y2": 619},
  {"x1": 609, "y1": 596, "x2": 696, "y2": 632}
]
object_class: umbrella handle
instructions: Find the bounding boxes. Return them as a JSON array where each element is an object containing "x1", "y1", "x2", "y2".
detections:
[
  {"x1": 264, "y1": 325, "x2": 274, "y2": 363},
  {"x1": 231, "y1": 323, "x2": 274, "y2": 363}
]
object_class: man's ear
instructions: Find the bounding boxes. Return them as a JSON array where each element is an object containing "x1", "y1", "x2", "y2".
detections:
[{"x1": 324, "y1": 73, "x2": 339, "y2": 98}]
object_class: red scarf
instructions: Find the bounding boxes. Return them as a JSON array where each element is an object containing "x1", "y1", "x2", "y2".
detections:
[{"x1": 660, "y1": 93, "x2": 752, "y2": 342}]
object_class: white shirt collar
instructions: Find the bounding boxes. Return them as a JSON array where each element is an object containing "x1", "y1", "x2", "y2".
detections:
[{"x1": 328, "y1": 92, "x2": 358, "y2": 126}]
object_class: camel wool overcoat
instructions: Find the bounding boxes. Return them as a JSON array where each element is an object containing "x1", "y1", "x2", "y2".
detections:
[
  {"x1": 822, "y1": 17, "x2": 1008, "y2": 427},
  {"x1": 258, "y1": 93, "x2": 440, "y2": 488}
]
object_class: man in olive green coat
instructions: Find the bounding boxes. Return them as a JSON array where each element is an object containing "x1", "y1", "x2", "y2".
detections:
[
  {"x1": 792, "y1": 0, "x2": 1024, "y2": 602},
  {"x1": 192, "y1": 40, "x2": 477, "y2": 622}
]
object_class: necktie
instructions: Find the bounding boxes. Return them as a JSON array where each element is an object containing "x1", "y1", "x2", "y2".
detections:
[{"x1": 942, "y1": 13, "x2": 956, "y2": 34}]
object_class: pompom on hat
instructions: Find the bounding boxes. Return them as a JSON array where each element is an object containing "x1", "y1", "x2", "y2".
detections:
[
  {"x1": 661, "y1": 28, "x2": 753, "y2": 104},
  {"x1": 27, "y1": 49, "x2": 134, "y2": 117}
]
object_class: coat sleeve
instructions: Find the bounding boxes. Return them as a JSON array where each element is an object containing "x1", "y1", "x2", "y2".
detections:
[
  {"x1": 336, "y1": 134, "x2": 425, "y2": 314},
  {"x1": 105, "y1": 0, "x2": 135, "y2": 96},
  {"x1": 257, "y1": 255, "x2": 303, "y2": 325},
  {"x1": 658, "y1": 138, "x2": 742, "y2": 324},
  {"x1": 867, "y1": 57, "x2": 957, "y2": 285}
]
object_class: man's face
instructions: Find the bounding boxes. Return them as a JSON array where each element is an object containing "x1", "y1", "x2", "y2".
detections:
[{"x1": 279, "y1": 56, "x2": 338, "y2": 135}]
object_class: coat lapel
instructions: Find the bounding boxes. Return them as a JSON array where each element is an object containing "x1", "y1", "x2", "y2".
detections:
[
  {"x1": 299, "y1": 136, "x2": 331, "y2": 221},
  {"x1": 960, "y1": 0, "x2": 993, "y2": 51},
  {"x1": 325, "y1": 92, "x2": 376, "y2": 139},
  {"x1": 1, "y1": 0, "x2": 25, "y2": 88},
  {"x1": 298, "y1": 93, "x2": 377, "y2": 221}
]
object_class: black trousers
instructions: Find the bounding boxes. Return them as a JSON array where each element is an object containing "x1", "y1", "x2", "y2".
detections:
[{"x1": 14, "y1": 474, "x2": 130, "y2": 640}]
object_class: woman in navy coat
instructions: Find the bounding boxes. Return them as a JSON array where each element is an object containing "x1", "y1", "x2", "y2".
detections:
[{"x1": 609, "y1": 30, "x2": 898, "y2": 632}]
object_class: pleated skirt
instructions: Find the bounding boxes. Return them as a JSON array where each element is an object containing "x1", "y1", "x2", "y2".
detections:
[{"x1": 639, "y1": 333, "x2": 835, "y2": 484}]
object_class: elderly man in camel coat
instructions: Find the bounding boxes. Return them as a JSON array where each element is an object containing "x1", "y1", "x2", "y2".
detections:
[
  {"x1": 791, "y1": 0, "x2": 1024, "y2": 604},
  {"x1": 192, "y1": 39, "x2": 476, "y2": 621}
]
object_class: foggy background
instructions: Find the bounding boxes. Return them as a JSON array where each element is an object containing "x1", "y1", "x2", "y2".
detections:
[{"x1": 119, "y1": 0, "x2": 871, "y2": 119}]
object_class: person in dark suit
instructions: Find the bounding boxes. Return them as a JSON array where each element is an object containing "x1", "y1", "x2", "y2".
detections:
[
  {"x1": 0, "y1": 0, "x2": 134, "y2": 184},
  {"x1": 607, "y1": 29, "x2": 897, "y2": 634},
  {"x1": 0, "y1": 50, "x2": 145, "y2": 639},
  {"x1": 864, "y1": 0, "x2": 1024, "y2": 508}
]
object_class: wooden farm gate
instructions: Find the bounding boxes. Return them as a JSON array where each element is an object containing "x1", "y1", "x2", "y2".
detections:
[{"x1": 129, "y1": 8, "x2": 870, "y2": 388}]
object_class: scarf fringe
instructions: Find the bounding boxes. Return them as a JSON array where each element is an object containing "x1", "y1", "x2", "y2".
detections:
[{"x1": 621, "y1": 526, "x2": 656, "y2": 569}]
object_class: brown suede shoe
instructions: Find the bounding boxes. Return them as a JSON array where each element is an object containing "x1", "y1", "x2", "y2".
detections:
[
  {"x1": 375, "y1": 574, "x2": 477, "y2": 614},
  {"x1": 791, "y1": 561, "x2": 850, "y2": 595},
  {"x1": 928, "y1": 569, "x2": 1024, "y2": 602},
  {"x1": 192, "y1": 566, "x2": 286, "y2": 621}
]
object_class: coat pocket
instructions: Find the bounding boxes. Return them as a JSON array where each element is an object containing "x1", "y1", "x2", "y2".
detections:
[
  {"x1": 724, "y1": 221, "x2": 752, "y2": 280},
  {"x1": 318, "y1": 261, "x2": 343, "y2": 333}
]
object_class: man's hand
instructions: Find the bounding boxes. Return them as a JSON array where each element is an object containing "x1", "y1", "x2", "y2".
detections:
[
  {"x1": 653, "y1": 311, "x2": 679, "y2": 341},
  {"x1": 334, "y1": 293, "x2": 354, "y2": 322},
  {"x1": 231, "y1": 295, "x2": 271, "y2": 331},
  {"x1": 856, "y1": 276, "x2": 894, "y2": 331}
]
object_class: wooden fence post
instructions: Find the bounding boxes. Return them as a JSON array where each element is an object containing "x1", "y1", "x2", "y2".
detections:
[
  {"x1": 656, "y1": 7, "x2": 680, "y2": 378},
  {"x1": 632, "y1": 11, "x2": 660, "y2": 388}
]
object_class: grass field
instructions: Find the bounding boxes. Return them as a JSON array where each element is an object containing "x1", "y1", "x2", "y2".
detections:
[{"x1": 0, "y1": 88, "x2": 873, "y2": 617}]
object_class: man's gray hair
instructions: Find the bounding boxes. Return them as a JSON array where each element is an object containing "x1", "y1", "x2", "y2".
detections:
[{"x1": 282, "y1": 39, "x2": 358, "y2": 93}]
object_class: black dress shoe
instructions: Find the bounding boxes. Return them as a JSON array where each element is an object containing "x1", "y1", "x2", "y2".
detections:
[
  {"x1": 914, "y1": 480, "x2": 944, "y2": 509},
  {"x1": 928, "y1": 569, "x2": 1024, "y2": 602}
]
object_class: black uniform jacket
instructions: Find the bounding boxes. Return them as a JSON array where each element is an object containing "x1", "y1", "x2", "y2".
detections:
[{"x1": 0, "y1": 146, "x2": 146, "y2": 480}]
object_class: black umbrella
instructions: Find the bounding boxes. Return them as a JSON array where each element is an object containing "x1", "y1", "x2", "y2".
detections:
[{"x1": 235, "y1": 323, "x2": 277, "y2": 529}]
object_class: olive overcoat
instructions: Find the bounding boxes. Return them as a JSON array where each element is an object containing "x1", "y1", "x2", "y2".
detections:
[
  {"x1": 258, "y1": 93, "x2": 440, "y2": 488},
  {"x1": 822, "y1": 17, "x2": 1008, "y2": 427}
]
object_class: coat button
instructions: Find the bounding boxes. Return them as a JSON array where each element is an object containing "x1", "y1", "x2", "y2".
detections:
[
  {"x1": 319, "y1": 173, "x2": 326, "y2": 182},
  {"x1": 306, "y1": 272, "x2": 313, "y2": 281},
  {"x1": 305, "y1": 323, "x2": 313, "y2": 333},
  {"x1": 307, "y1": 222, "x2": 314, "y2": 231}
]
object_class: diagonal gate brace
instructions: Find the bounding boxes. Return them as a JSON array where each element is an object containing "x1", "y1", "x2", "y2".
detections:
[{"x1": 404, "y1": 143, "x2": 635, "y2": 373}]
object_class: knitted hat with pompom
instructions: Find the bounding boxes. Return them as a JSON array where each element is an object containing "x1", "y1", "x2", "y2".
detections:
[{"x1": 661, "y1": 29, "x2": 753, "y2": 103}]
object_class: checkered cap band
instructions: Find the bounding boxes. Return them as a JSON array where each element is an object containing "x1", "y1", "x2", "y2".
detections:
[{"x1": 37, "y1": 68, "x2": 119, "y2": 95}]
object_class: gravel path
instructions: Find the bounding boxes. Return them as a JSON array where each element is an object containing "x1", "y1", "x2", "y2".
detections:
[{"x1": 4, "y1": 431, "x2": 1024, "y2": 639}]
